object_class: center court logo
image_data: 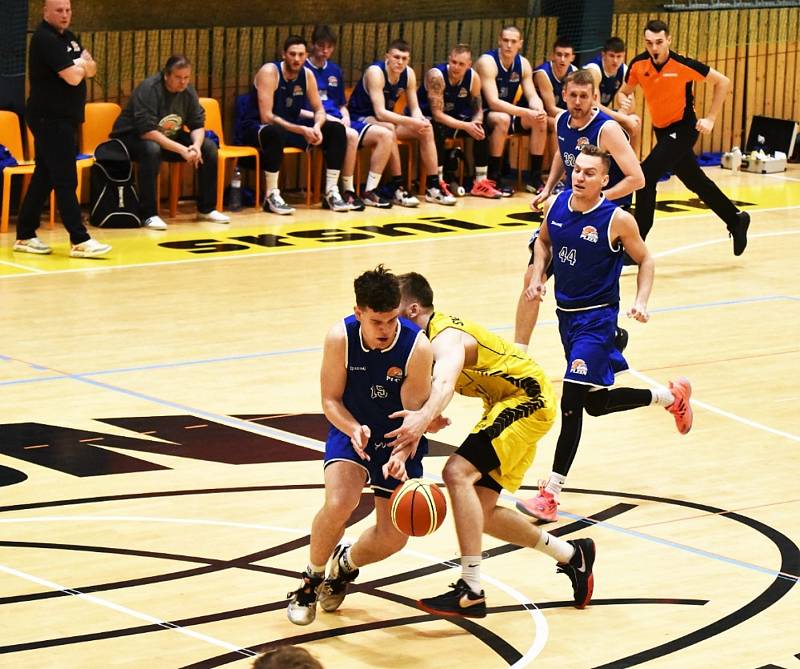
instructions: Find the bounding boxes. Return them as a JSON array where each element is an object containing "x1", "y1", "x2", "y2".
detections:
[{"x1": 570, "y1": 358, "x2": 588, "y2": 375}]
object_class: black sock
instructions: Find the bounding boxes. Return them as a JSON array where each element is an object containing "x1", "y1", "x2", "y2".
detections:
[
  {"x1": 528, "y1": 155, "x2": 544, "y2": 185},
  {"x1": 426, "y1": 174, "x2": 439, "y2": 190},
  {"x1": 488, "y1": 156, "x2": 502, "y2": 181}
]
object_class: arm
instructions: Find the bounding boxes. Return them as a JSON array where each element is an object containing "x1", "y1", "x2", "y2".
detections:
[
  {"x1": 476, "y1": 54, "x2": 518, "y2": 117},
  {"x1": 617, "y1": 80, "x2": 636, "y2": 113},
  {"x1": 612, "y1": 209, "x2": 654, "y2": 322},
  {"x1": 525, "y1": 214, "x2": 553, "y2": 301},
  {"x1": 533, "y1": 68, "x2": 559, "y2": 117},
  {"x1": 520, "y1": 59, "x2": 545, "y2": 115},
  {"x1": 254, "y1": 63, "x2": 315, "y2": 140},
  {"x1": 599, "y1": 121, "x2": 644, "y2": 200},
  {"x1": 531, "y1": 141, "x2": 564, "y2": 209},
  {"x1": 366, "y1": 66, "x2": 422, "y2": 130},
  {"x1": 304, "y1": 71, "x2": 326, "y2": 144},
  {"x1": 696, "y1": 68, "x2": 731, "y2": 134}
]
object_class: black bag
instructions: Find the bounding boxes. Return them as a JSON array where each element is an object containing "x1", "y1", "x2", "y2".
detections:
[{"x1": 89, "y1": 139, "x2": 141, "y2": 228}]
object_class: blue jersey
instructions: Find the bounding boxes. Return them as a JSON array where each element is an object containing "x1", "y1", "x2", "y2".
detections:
[
  {"x1": 584, "y1": 56, "x2": 626, "y2": 108},
  {"x1": 556, "y1": 108, "x2": 632, "y2": 207},
  {"x1": 546, "y1": 190, "x2": 623, "y2": 310},
  {"x1": 272, "y1": 61, "x2": 307, "y2": 123},
  {"x1": 535, "y1": 61, "x2": 578, "y2": 110},
  {"x1": 417, "y1": 63, "x2": 476, "y2": 121},
  {"x1": 484, "y1": 48, "x2": 524, "y2": 106},
  {"x1": 303, "y1": 59, "x2": 345, "y2": 118},
  {"x1": 347, "y1": 60, "x2": 409, "y2": 119}
]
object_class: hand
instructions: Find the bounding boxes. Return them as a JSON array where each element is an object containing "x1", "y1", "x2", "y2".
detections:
[
  {"x1": 524, "y1": 279, "x2": 546, "y2": 302},
  {"x1": 622, "y1": 113, "x2": 641, "y2": 134},
  {"x1": 382, "y1": 454, "x2": 409, "y2": 482},
  {"x1": 183, "y1": 145, "x2": 201, "y2": 167},
  {"x1": 425, "y1": 414, "x2": 451, "y2": 434},
  {"x1": 464, "y1": 121, "x2": 485, "y2": 141},
  {"x1": 626, "y1": 302, "x2": 650, "y2": 323},
  {"x1": 695, "y1": 117, "x2": 714, "y2": 134},
  {"x1": 530, "y1": 188, "x2": 551, "y2": 211},
  {"x1": 618, "y1": 93, "x2": 633, "y2": 113},
  {"x1": 80, "y1": 49, "x2": 95, "y2": 63},
  {"x1": 385, "y1": 408, "x2": 428, "y2": 458},
  {"x1": 350, "y1": 425, "x2": 371, "y2": 461},
  {"x1": 303, "y1": 126, "x2": 323, "y2": 145}
]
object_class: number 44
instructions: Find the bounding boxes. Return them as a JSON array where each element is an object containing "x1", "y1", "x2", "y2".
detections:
[{"x1": 559, "y1": 247, "x2": 577, "y2": 265}]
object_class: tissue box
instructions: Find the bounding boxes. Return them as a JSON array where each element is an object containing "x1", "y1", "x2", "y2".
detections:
[{"x1": 741, "y1": 156, "x2": 786, "y2": 173}]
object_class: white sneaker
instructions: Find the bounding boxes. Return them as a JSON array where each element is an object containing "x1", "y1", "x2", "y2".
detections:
[
  {"x1": 144, "y1": 216, "x2": 168, "y2": 230},
  {"x1": 70, "y1": 239, "x2": 112, "y2": 258},
  {"x1": 426, "y1": 183, "x2": 457, "y2": 206},
  {"x1": 197, "y1": 209, "x2": 230, "y2": 223},
  {"x1": 263, "y1": 189, "x2": 295, "y2": 215},
  {"x1": 13, "y1": 237, "x2": 52, "y2": 255},
  {"x1": 323, "y1": 188, "x2": 350, "y2": 213},
  {"x1": 392, "y1": 187, "x2": 420, "y2": 207}
]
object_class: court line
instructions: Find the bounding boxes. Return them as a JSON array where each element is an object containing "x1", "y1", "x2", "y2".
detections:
[
  {"x1": 0, "y1": 259, "x2": 46, "y2": 273},
  {"x1": 651, "y1": 227, "x2": 800, "y2": 259},
  {"x1": 0, "y1": 294, "x2": 795, "y2": 388},
  {"x1": 0, "y1": 563, "x2": 257, "y2": 658}
]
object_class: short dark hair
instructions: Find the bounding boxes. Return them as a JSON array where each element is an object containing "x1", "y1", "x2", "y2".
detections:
[
  {"x1": 603, "y1": 36, "x2": 626, "y2": 53},
  {"x1": 164, "y1": 54, "x2": 191, "y2": 74},
  {"x1": 553, "y1": 37, "x2": 574, "y2": 51},
  {"x1": 644, "y1": 19, "x2": 669, "y2": 35},
  {"x1": 354, "y1": 265, "x2": 401, "y2": 312},
  {"x1": 253, "y1": 645, "x2": 323, "y2": 669},
  {"x1": 283, "y1": 35, "x2": 307, "y2": 52},
  {"x1": 388, "y1": 39, "x2": 410, "y2": 53},
  {"x1": 311, "y1": 25, "x2": 337, "y2": 46},
  {"x1": 500, "y1": 25, "x2": 522, "y2": 38},
  {"x1": 398, "y1": 272, "x2": 434, "y2": 310},
  {"x1": 564, "y1": 69, "x2": 596, "y2": 92},
  {"x1": 579, "y1": 144, "x2": 611, "y2": 174}
]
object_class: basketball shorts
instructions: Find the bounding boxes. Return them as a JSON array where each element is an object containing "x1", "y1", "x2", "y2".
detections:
[
  {"x1": 557, "y1": 304, "x2": 629, "y2": 387},
  {"x1": 324, "y1": 426, "x2": 428, "y2": 498}
]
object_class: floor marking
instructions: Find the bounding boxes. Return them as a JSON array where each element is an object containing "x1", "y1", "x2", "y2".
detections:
[{"x1": 0, "y1": 259, "x2": 47, "y2": 273}]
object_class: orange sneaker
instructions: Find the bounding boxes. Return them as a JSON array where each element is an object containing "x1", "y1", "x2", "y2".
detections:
[
  {"x1": 470, "y1": 178, "x2": 502, "y2": 199},
  {"x1": 516, "y1": 483, "x2": 559, "y2": 522},
  {"x1": 666, "y1": 377, "x2": 693, "y2": 435}
]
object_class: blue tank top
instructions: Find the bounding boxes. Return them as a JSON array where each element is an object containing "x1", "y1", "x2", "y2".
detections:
[
  {"x1": 417, "y1": 63, "x2": 475, "y2": 121},
  {"x1": 303, "y1": 59, "x2": 345, "y2": 118},
  {"x1": 341, "y1": 314, "x2": 424, "y2": 445},
  {"x1": 536, "y1": 61, "x2": 578, "y2": 110},
  {"x1": 556, "y1": 108, "x2": 632, "y2": 207},
  {"x1": 546, "y1": 190, "x2": 622, "y2": 310},
  {"x1": 484, "y1": 48, "x2": 524, "y2": 105},
  {"x1": 347, "y1": 60, "x2": 408, "y2": 118},
  {"x1": 272, "y1": 60, "x2": 307, "y2": 123},
  {"x1": 584, "y1": 56, "x2": 626, "y2": 108}
]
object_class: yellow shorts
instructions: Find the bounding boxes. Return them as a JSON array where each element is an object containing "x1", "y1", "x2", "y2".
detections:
[{"x1": 471, "y1": 386, "x2": 557, "y2": 493}]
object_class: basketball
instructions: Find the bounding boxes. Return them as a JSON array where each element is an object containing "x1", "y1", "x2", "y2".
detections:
[{"x1": 390, "y1": 479, "x2": 447, "y2": 537}]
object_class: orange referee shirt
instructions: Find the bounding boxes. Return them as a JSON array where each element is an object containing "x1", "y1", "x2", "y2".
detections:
[{"x1": 625, "y1": 50, "x2": 710, "y2": 129}]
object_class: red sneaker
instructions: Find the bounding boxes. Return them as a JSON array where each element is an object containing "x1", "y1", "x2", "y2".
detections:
[
  {"x1": 470, "y1": 178, "x2": 502, "y2": 199},
  {"x1": 516, "y1": 483, "x2": 559, "y2": 522},
  {"x1": 666, "y1": 377, "x2": 693, "y2": 435}
]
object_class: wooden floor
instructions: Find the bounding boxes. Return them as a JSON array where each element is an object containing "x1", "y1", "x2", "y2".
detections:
[{"x1": 0, "y1": 166, "x2": 798, "y2": 669}]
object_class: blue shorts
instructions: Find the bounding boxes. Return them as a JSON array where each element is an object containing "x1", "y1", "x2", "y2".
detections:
[
  {"x1": 557, "y1": 305, "x2": 628, "y2": 387},
  {"x1": 324, "y1": 426, "x2": 428, "y2": 498}
]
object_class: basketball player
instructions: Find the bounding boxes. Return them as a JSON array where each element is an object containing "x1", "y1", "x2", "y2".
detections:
[
  {"x1": 347, "y1": 39, "x2": 456, "y2": 206},
  {"x1": 287, "y1": 266, "x2": 434, "y2": 625},
  {"x1": 388, "y1": 273, "x2": 597, "y2": 617},
  {"x1": 514, "y1": 69, "x2": 644, "y2": 352},
  {"x1": 417, "y1": 44, "x2": 501, "y2": 198},
  {"x1": 476, "y1": 25, "x2": 548, "y2": 195},
  {"x1": 618, "y1": 19, "x2": 750, "y2": 254},
  {"x1": 533, "y1": 37, "x2": 577, "y2": 118},
  {"x1": 516, "y1": 145, "x2": 693, "y2": 522}
]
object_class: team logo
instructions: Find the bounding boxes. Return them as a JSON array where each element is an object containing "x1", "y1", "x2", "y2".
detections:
[
  {"x1": 293, "y1": 85, "x2": 303, "y2": 96},
  {"x1": 158, "y1": 114, "x2": 183, "y2": 138},
  {"x1": 70, "y1": 40, "x2": 80, "y2": 53},
  {"x1": 510, "y1": 72, "x2": 520, "y2": 83},
  {"x1": 458, "y1": 87, "x2": 468, "y2": 98},
  {"x1": 575, "y1": 136, "x2": 590, "y2": 149},
  {"x1": 327, "y1": 75, "x2": 338, "y2": 87},
  {"x1": 570, "y1": 358, "x2": 588, "y2": 375},
  {"x1": 580, "y1": 225, "x2": 599, "y2": 243},
  {"x1": 386, "y1": 366, "x2": 404, "y2": 383}
]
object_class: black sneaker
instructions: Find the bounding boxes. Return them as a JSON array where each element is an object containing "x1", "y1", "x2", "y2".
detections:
[
  {"x1": 286, "y1": 573, "x2": 324, "y2": 625},
  {"x1": 728, "y1": 210, "x2": 750, "y2": 256},
  {"x1": 344, "y1": 190, "x2": 365, "y2": 211},
  {"x1": 556, "y1": 538, "x2": 596, "y2": 609},
  {"x1": 614, "y1": 326, "x2": 629, "y2": 353},
  {"x1": 362, "y1": 189, "x2": 393, "y2": 208},
  {"x1": 497, "y1": 179, "x2": 515, "y2": 197},
  {"x1": 318, "y1": 543, "x2": 359, "y2": 613},
  {"x1": 417, "y1": 579, "x2": 487, "y2": 618}
]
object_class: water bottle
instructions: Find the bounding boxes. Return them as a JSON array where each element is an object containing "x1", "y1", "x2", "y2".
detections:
[
  {"x1": 730, "y1": 146, "x2": 742, "y2": 173},
  {"x1": 229, "y1": 165, "x2": 243, "y2": 211}
]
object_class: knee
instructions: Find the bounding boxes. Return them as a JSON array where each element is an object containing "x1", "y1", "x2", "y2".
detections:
[
  {"x1": 583, "y1": 390, "x2": 607, "y2": 417},
  {"x1": 346, "y1": 127, "x2": 359, "y2": 147},
  {"x1": 201, "y1": 137, "x2": 218, "y2": 160},
  {"x1": 322, "y1": 492, "x2": 360, "y2": 521},
  {"x1": 140, "y1": 140, "x2": 161, "y2": 164},
  {"x1": 442, "y1": 456, "x2": 471, "y2": 488}
]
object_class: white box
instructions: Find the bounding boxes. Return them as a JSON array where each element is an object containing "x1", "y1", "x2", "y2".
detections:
[{"x1": 740, "y1": 156, "x2": 786, "y2": 173}]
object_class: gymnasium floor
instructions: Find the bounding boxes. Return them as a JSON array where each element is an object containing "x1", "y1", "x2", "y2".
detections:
[{"x1": 0, "y1": 166, "x2": 798, "y2": 668}]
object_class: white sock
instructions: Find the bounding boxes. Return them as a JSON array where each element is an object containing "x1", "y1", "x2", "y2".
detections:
[
  {"x1": 651, "y1": 388, "x2": 675, "y2": 407},
  {"x1": 265, "y1": 171, "x2": 279, "y2": 193},
  {"x1": 460, "y1": 555, "x2": 483, "y2": 594},
  {"x1": 341, "y1": 175, "x2": 354, "y2": 193},
  {"x1": 325, "y1": 169, "x2": 341, "y2": 194},
  {"x1": 514, "y1": 342, "x2": 528, "y2": 353},
  {"x1": 476, "y1": 166, "x2": 488, "y2": 180},
  {"x1": 437, "y1": 166, "x2": 444, "y2": 180},
  {"x1": 307, "y1": 563, "x2": 325, "y2": 578},
  {"x1": 534, "y1": 531, "x2": 574, "y2": 564},
  {"x1": 339, "y1": 545, "x2": 358, "y2": 573},
  {"x1": 365, "y1": 171, "x2": 382, "y2": 192},
  {"x1": 544, "y1": 471, "x2": 566, "y2": 496}
]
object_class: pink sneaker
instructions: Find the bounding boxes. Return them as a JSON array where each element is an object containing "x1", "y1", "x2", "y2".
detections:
[
  {"x1": 516, "y1": 484, "x2": 559, "y2": 522},
  {"x1": 666, "y1": 377, "x2": 693, "y2": 435},
  {"x1": 470, "y1": 178, "x2": 502, "y2": 199}
]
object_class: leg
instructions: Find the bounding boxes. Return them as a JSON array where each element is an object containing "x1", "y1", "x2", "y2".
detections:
[
  {"x1": 196, "y1": 137, "x2": 220, "y2": 214},
  {"x1": 635, "y1": 134, "x2": 680, "y2": 241},
  {"x1": 122, "y1": 136, "x2": 163, "y2": 221},
  {"x1": 362, "y1": 124, "x2": 393, "y2": 175},
  {"x1": 486, "y1": 111, "x2": 511, "y2": 181},
  {"x1": 349, "y1": 496, "x2": 409, "y2": 567},
  {"x1": 514, "y1": 259, "x2": 545, "y2": 349},
  {"x1": 342, "y1": 126, "x2": 358, "y2": 180}
]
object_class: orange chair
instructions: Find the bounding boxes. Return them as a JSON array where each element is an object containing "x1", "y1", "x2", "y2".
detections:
[
  {"x1": 81, "y1": 102, "x2": 122, "y2": 156},
  {"x1": 0, "y1": 111, "x2": 54, "y2": 233},
  {"x1": 198, "y1": 97, "x2": 260, "y2": 212}
]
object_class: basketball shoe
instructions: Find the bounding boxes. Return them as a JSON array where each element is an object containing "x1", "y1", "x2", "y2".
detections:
[
  {"x1": 516, "y1": 482, "x2": 558, "y2": 522},
  {"x1": 556, "y1": 538, "x2": 595, "y2": 609},
  {"x1": 417, "y1": 579, "x2": 487, "y2": 618},
  {"x1": 286, "y1": 572, "x2": 324, "y2": 625},
  {"x1": 666, "y1": 377, "x2": 693, "y2": 434},
  {"x1": 728, "y1": 210, "x2": 750, "y2": 256},
  {"x1": 470, "y1": 178, "x2": 502, "y2": 199},
  {"x1": 318, "y1": 543, "x2": 359, "y2": 613}
]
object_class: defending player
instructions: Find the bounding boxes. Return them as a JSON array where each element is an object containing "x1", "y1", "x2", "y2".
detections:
[{"x1": 533, "y1": 37, "x2": 577, "y2": 118}]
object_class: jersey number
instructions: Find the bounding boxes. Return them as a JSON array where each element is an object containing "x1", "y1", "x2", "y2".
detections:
[{"x1": 558, "y1": 246, "x2": 577, "y2": 266}]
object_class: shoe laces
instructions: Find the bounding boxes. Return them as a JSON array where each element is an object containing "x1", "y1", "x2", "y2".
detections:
[
  {"x1": 438, "y1": 181, "x2": 453, "y2": 197},
  {"x1": 288, "y1": 575, "x2": 322, "y2": 604},
  {"x1": 270, "y1": 191, "x2": 287, "y2": 206}
]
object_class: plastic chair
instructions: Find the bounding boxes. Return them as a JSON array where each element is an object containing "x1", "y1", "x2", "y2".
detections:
[
  {"x1": 0, "y1": 111, "x2": 54, "y2": 233},
  {"x1": 198, "y1": 97, "x2": 260, "y2": 212},
  {"x1": 81, "y1": 102, "x2": 122, "y2": 155}
]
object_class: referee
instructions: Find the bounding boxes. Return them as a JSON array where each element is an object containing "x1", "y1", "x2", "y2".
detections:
[
  {"x1": 619, "y1": 19, "x2": 749, "y2": 256},
  {"x1": 13, "y1": 0, "x2": 111, "y2": 258}
]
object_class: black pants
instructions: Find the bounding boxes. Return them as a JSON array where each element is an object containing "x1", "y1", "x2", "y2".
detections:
[
  {"x1": 115, "y1": 131, "x2": 219, "y2": 219},
  {"x1": 246, "y1": 122, "x2": 346, "y2": 173},
  {"x1": 432, "y1": 120, "x2": 489, "y2": 172},
  {"x1": 17, "y1": 117, "x2": 90, "y2": 244},
  {"x1": 635, "y1": 119, "x2": 739, "y2": 240}
]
